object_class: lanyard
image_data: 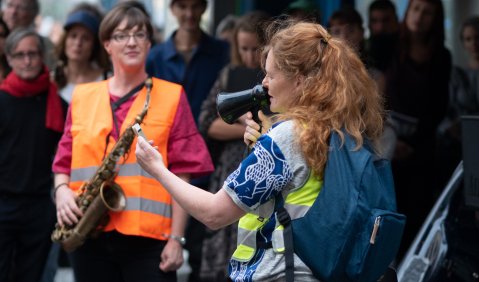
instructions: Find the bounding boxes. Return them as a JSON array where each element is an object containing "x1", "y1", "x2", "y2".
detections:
[{"x1": 110, "y1": 82, "x2": 145, "y2": 136}]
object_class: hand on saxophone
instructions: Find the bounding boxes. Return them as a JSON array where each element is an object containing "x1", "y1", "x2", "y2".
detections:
[
  {"x1": 243, "y1": 110, "x2": 271, "y2": 148},
  {"x1": 136, "y1": 137, "x2": 163, "y2": 178},
  {"x1": 55, "y1": 184, "x2": 83, "y2": 227}
]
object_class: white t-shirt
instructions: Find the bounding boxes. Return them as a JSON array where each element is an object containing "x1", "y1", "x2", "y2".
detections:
[{"x1": 59, "y1": 74, "x2": 104, "y2": 104}]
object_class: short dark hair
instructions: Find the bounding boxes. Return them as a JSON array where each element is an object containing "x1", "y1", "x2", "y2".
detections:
[
  {"x1": 369, "y1": 0, "x2": 397, "y2": 15},
  {"x1": 170, "y1": 0, "x2": 207, "y2": 7},
  {"x1": 328, "y1": 7, "x2": 363, "y2": 28},
  {"x1": 29, "y1": 0, "x2": 40, "y2": 17},
  {"x1": 5, "y1": 28, "x2": 44, "y2": 56},
  {"x1": 99, "y1": 1, "x2": 153, "y2": 43}
]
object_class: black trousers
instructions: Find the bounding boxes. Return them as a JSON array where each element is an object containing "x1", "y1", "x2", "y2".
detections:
[
  {"x1": 186, "y1": 177, "x2": 208, "y2": 282},
  {"x1": 70, "y1": 231, "x2": 177, "y2": 282},
  {"x1": 185, "y1": 217, "x2": 205, "y2": 282},
  {"x1": 0, "y1": 194, "x2": 55, "y2": 282}
]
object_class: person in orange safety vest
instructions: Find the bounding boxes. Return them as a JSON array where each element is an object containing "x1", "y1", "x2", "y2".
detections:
[{"x1": 51, "y1": 2, "x2": 213, "y2": 281}]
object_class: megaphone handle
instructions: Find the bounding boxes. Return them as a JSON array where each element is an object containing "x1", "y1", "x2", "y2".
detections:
[
  {"x1": 243, "y1": 109, "x2": 263, "y2": 157},
  {"x1": 245, "y1": 134, "x2": 261, "y2": 158},
  {"x1": 252, "y1": 110, "x2": 263, "y2": 133},
  {"x1": 243, "y1": 145, "x2": 251, "y2": 159}
]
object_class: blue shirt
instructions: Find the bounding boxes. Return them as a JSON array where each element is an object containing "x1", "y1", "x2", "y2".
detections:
[{"x1": 146, "y1": 31, "x2": 229, "y2": 123}]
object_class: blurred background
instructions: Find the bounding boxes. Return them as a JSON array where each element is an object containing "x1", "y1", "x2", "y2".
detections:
[
  {"x1": 6, "y1": 0, "x2": 477, "y2": 281},
  {"x1": 33, "y1": 0, "x2": 479, "y2": 68}
]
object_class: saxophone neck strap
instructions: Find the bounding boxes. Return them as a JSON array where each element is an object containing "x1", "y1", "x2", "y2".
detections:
[
  {"x1": 103, "y1": 81, "x2": 146, "y2": 160},
  {"x1": 110, "y1": 81, "x2": 146, "y2": 137},
  {"x1": 111, "y1": 82, "x2": 146, "y2": 111}
]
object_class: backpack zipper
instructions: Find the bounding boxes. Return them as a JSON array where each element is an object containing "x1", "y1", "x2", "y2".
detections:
[{"x1": 369, "y1": 216, "x2": 381, "y2": 244}]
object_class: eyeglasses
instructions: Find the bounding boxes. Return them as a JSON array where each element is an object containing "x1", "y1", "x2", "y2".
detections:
[
  {"x1": 111, "y1": 32, "x2": 148, "y2": 44},
  {"x1": 10, "y1": 51, "x2": 40, "y2": 61}
]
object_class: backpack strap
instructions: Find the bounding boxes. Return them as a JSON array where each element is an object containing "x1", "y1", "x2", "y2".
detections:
[{"x1": 275, "y1": 194, "x2": 294, "y2": 282}]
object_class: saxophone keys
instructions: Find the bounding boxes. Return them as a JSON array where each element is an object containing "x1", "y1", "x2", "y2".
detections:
[
  {"x1": 83, "y1": 195, "x2": 93, "y2": 206},
  {"x1": 100, "y1": 170, "x2": 112, "y2": 179}
]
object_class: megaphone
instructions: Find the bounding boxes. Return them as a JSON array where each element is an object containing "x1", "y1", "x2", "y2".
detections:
[{"x1": 216, "y1": 85, "x2": 270, "y2": 124}]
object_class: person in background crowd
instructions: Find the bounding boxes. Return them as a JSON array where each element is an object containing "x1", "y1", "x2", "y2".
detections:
[
  {"x1": 52, "y1": 2, "x2": 110, "y2": 105},
  {"x1": 328, "y1": 6, "x2": 396, "y2": 159},
  {"x1": 215, "y1": 14, "x2": 237, "y2": 46},
  {"x1": 0, "y1": 28, "x2": 63, "y2": 282},
  {"x1": 385, "y1": 0, "x2": 451, "y2": 260},
  {"x1": 151, "y1": 24, "x2": 165, "y2": 45},
  {"x1": 366, "y1": 0, "x2": 400, "y2": 72},
  {"x1": 0, "y1": 18, "x2": 11, "y2": 82},
  {"x1": 1, "y1": 0, "x2": 57, "y2": 69},
  {"x1": 437, "y1": 16, "x2": 479, "y2": 190},
  {"x1": 41, "y1": 4, "x2": 110, "y2": 281},
  {"x1": 2, "y1": 0, "x2": 37, "y2": 31},
  {"x1": 284, "y1": 0, "x2": 321, "y2": 23},
  {"x1": 51, "y1": 2, "x2": 213, "y2": 281},
  {"x1": 198, "y1": 10, "x2": 270, "y2": 282},
  {"x1": 136, "y1": 19, "x2": 384, "y2": 282},
  {"x1": 328, "y1": 6, "x2": 368, "y2": 64},
  {"x1": 368, "y1": 0, "x2": 399, "y2": 36},
  {"x1": 146, "y1": 1, "x2": 229, "y2": 280},
  {"x1": 146, "y1": 0, "x2": 229, "y2": 123}
]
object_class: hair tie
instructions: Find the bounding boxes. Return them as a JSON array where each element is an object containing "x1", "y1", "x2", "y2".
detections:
[{"x1": 321, "y1": 35, "x2": 331, "y2": 44}]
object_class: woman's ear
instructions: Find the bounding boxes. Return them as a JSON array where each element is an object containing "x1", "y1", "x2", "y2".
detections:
[
  {"x1": 292, "y1": 75, "x2": 305, "y2": 98},
  {"x1": 6, "y1": 56, "x2": 12, "y2": 68},
  {"x1": 295, "y1": 75, "x2": 304, "y2": 88},
  {"x1": 146, "y1": 40, "x2": 152, "y2": 51},
  {"x1": 103, "y1": 40, "x2": 112, "y2": 55}
]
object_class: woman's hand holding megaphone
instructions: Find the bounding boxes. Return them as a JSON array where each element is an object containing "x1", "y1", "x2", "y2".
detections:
[{"x1": 243, "y1": 110, "x2": 271, "y2": 148}]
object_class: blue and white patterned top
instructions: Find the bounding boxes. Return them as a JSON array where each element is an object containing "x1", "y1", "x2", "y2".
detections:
[{"x1": 223, "y1": 120, "x2": 319, "y2": 282}]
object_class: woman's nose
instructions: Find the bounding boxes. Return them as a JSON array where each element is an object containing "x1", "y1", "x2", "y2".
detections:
[{"x1": 262, "y1": 77, "x2": 268, "y2": 87}]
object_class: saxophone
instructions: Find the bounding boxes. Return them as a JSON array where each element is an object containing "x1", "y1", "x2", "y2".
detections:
[{"x1": 51, "y1": 78, "x2": 152, "y2": 252}]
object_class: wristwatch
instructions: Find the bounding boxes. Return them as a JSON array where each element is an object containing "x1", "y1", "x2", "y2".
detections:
[{"x1": 165, "y1": 234, "x2": 186, "y2": 246}]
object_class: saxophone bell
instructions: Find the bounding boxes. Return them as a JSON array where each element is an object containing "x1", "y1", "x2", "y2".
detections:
[{"x1": 100, "y1": 182, "x2": 126, "y2": 212}]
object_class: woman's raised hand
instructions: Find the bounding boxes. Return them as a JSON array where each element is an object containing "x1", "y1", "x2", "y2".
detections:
[
  {"x1": 135, "y1": 137, "x2": 165, "y2": 179},
  {"x1": 243, "y1": 110, "x2": 271, "y2": 147}
]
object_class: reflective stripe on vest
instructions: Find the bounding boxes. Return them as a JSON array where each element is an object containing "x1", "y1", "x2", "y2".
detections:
[
  {"x1": 70, "y1": 163, "x2": 155, "y2": 182},
  {"x1": 232, "y1": 172, "x2": 322, "y2": 261},
  {"x1": 125, "y1": 197, "x2": 171, "y2": 218},
  {"x1": 232, "y1": 213, "x2": 267, "y2": 262},
  {"x1": 69, "y1": 78, "x2": 182, "y2": 240}
]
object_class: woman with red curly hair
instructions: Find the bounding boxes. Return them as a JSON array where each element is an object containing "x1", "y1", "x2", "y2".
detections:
[{"x1": 137, "y1": 20, "x2": 384, "y2": 281}]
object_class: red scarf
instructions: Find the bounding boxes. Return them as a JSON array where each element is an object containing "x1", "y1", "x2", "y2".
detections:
[{"x1": 0, "y1": 66, "x2": 64, "y2": 132}]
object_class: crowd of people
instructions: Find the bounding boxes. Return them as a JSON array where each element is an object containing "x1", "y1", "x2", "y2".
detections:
[{"x1": 0, "y1": 0, "x2": 477, "y2": 281}]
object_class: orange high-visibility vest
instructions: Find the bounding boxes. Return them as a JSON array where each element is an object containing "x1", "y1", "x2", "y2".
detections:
[{"x1": 69, "y1": 77, "x2": 182, "y2": 240}]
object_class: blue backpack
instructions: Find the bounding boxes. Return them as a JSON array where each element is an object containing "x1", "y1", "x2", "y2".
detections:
[{"x1": 275, "y1": 132, "x2": 406, "y2": 282}]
